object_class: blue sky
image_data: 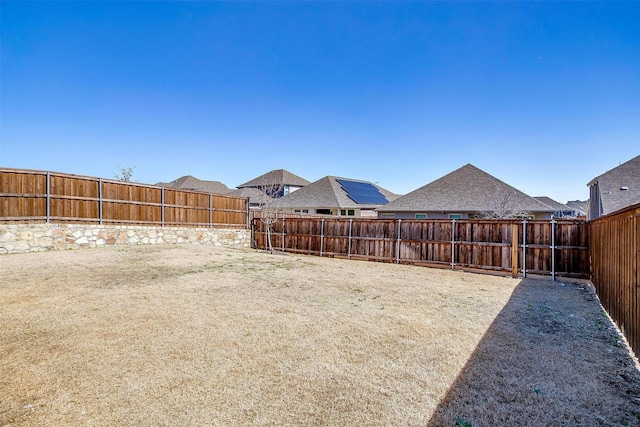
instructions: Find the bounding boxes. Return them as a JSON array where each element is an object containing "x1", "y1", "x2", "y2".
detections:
[{"x1": 1, "y1": 1, "x2": 638, "y2": 203}]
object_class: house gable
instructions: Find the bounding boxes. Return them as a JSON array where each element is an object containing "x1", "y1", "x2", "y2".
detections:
[
  {"x1": 587, "y1": 155, "x2": 640, "y2": 219},
  {"x1": 377, "y1": 164, "x2": 552, "y2": 218}
]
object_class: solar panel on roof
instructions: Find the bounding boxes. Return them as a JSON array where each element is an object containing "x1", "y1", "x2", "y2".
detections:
[{"x1": 336, "y1": 179, "x2": 389, "y2": 205}]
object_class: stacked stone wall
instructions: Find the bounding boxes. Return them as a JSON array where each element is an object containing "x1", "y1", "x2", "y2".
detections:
[{"x1": 0, "y1": 223, "x2": 250, "y2": 254}]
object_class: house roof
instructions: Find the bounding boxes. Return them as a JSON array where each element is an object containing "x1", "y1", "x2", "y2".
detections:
[
  {"x1": 533, "y1": 196, "x2": 571, "y2": 212},
  {"x1": 226, "y1": 187, "x2": 266, "y2": 204},
  {"x1": 377, "y1": 164, "x2": 553, "y2": 213},
  {"x1": 565, "y1": 200, "x2": 587, "y2": 216},
  {"x1": 237, "y1": 169, "x2": 311, "y2": 189},
  {"x1": 273, "y1": 176, "x2": 400, "y2": 209},
  {"x1": 587, "y1": 155, "x2": 640, "y2": 215},
  {"x1": 155, "y1": 175, "x2": 231, "y2": 194}
]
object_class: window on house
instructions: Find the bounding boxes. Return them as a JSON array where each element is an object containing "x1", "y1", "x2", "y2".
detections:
[
  {"x1": 380, "y1": 213, "x2": 395, "y2": 218},
  {"x1": 415, "y1": 214, "x2": 427, "y2": 219},
  {"x1": 316, "y1": 209, "x2": 332, "y2": 215},
  {"x1": 449, "y1": 214, "x2": 462, "y2": 220},
  {"x1": 341, "y1": 209, "x2": 355, "y2": 216}
]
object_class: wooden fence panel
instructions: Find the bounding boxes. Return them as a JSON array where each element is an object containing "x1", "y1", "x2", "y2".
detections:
[
  {"x1": 589, "y1": 204, "x2": 639, "y2": 358},
  {"x1": 556, "y1": 220, "x2": 590, "y2": 277},
  {"x1": 252, "y1": 217, "x2": 589, "y2": 280},
  {"x1": 0, "y1": 169, "x2": 48, "y2": 220},
  {"x1": 0, "y1": 167, "x2": 248, "y2": 227}
]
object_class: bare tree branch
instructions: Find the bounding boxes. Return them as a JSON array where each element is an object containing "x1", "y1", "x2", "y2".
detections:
[
  {"x1": 114, "y1": 166, "x2": 136, "y2": 182},
  {"x1": 480, "y1": 185, "x2": 532, "y2": 219}
]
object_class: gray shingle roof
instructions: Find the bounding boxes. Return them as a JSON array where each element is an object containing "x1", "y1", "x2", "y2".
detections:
[
  {"x1": 226, "y1": 187, "x2": 267, "y2": 204},
  {"x1": 588, "y1": 155, "x2": 640, "y2": 215},
  {"x1": 377, "y1": 164, "x2": 553, "y2": 213},
  {"x1": 237, "y1": 169, "x2": 310, "y2": 188},
  {"x1": 155, "y1": 175, "x2": 230, "y2": 194},
  {"x1": 274, "y1": 176, "x2": 399, "y2": 209},
  {"x1": 533, "y1": 196, "x2": 571, "y2": 212},
  {"x1": 565, "y1": 200, "x2": 587, "y2": 216}
]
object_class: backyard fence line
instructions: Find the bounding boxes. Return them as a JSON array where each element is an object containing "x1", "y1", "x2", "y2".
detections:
[
  {"x1": 252, "y1": 217, "x2": 590, "y2": 280},
  {"x1": 589, "y1": 203, "x2": 639, "y2": 359},
  {"x1": 0, "y1": 168, "x2": 249, "y2": 228}
]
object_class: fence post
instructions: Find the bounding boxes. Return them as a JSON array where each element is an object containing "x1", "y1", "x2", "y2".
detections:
[
  {"x1": 46, "y1": 172, "x2": 50, "y2": 224},
  {"x1": 511, "y1": 223, "x2": 518, "y2": 278},
  {"x1": 98, "y1": 178, "x2": 103, "y2": 225},
  {"x1": 522, "y1": 219, "x2": 527, "y2": 278},
  {"x1": 451, "y1": 219, "x2": 456, "y2": 270},
  {"x1": 320, "y1": 218, "x2": 325, "y2": 257},
  {"x1": 209, "y1": 193, "x2": 213, "y2": 228},
  {"x1": 551, "y1": 219, "x2": 556, "y2": 281},
  {"x1": 245, "y1": 197, "x2": 250, "y2": 229},
  {"x1": 281, "y1": 217, "x2": 285, "y2": 251},
  {"x1": 348, "y1": 219, "x2": 353, "y2": 259},
  {"x1": 396, "y1": 219, "x2": 402, "y2": 264},
  {"x1": 161, "y1": 187, "x2": 165, "y2": 228}
]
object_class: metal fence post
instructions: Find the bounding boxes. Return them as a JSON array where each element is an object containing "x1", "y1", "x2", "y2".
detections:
[
  {"x1": 245, "y1": 197, "x2": 250, "y2": 229},
  {"x1": 320, "y1": 218, "x2": 325, "y2": 257},
  {"x1": 46, "y1": 172, "x2": 51, "y2": 223},
  {"x1": 161, "y1": 187, "x2": 165, "y2": 227},
  {"x1": 209, "y1": 193, "x2": 213, "y2": 228},
  {"x1": 98, "y1": 178, "x2": 103, "y2": 225},
  {"x1": 522, "y1": 219, "x2": 527, "y2": 278},
  {"x1": 451, "y1": 218, "x2": 456, "y2": 270},
  {"x1": 551, "y1": 219, "x2": 556, "y2": 281},
  {"x1": 348, "y1": 219, "x2": 353, "y2": 259},
  {"x1": 396, "y1": 219, "x2": 402, "y2": 263}
]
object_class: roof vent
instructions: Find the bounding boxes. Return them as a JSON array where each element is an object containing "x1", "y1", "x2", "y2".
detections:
[{"x1": 620, "y1": 186, "x2": 629, "y2": 191}]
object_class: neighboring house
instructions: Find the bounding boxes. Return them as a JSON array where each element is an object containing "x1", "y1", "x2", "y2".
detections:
[
  {"x1": 226, "y1": 187, "x2": 266, "y2": 209},
  {"x1": 273, "y1": 176, "x2": 399, "y2": 217},
  {"x1": 565, "y1": 200, "x2": 587, "y2": 218},
  {"x1": 155, "y1": 175, "x2": 230, "y2": 194},
  {"x1": 237, "y1": 169, "x2": 310, "y2": 198},
  {"x1": 587, "y1": 155, "x2": 640, "y2": 220},
  {"x1": 533, "y1": 196, "x2": 577, "y2": 218},
  {"x1": 376, "y1": 164, "x2": 554, "y2": 220}
]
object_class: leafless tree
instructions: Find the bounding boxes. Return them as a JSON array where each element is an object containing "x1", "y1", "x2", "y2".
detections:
[
  {"x1": 480, "y1": 185, "x2": 532, "y2": 219},
  {"x1": 254, "y1": 180, "x2": 285, "y2": 253},
  {"x1": 114, "y1": 166, "x2": 136, "y2": 182}
]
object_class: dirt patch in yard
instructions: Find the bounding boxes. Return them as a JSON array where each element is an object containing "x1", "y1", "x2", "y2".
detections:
[{"x1": 1, "y1": 245, "x2": 638, "y2": 426}]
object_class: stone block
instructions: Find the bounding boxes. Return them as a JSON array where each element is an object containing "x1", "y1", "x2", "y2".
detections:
[{"x1": 39, "y1": 237, "x2": 54, "y2": 248}]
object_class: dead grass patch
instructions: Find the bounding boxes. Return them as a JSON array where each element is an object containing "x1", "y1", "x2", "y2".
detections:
[{"x1": 1, "y1": 245, "x2": 638, "y2": 426}]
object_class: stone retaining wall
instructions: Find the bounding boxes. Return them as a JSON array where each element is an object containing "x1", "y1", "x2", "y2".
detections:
[{"x1": 0, "y1": 223, "x2": 251, "y2": 254}]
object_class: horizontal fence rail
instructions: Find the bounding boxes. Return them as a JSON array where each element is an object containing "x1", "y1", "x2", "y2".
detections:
[
  {"x1": 589, "y1": 203, "x2": 639, "y2": 358},
  {"x1": 0, "y1": 168, "x2": 249, "y2": 228},
  {"x1": 252, "y1": 217, "x2": 590, "y2": 280}
]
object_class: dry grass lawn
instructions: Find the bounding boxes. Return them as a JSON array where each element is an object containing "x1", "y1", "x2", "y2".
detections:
[{"x1": 1, "y1": 244, "x2": 639, "y2": 426}]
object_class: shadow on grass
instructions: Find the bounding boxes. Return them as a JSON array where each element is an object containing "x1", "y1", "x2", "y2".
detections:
[{"x1": 426, "y1": 278, "x2": 640, "y2": 427}]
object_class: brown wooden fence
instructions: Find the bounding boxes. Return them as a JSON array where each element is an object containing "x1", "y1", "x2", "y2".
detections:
[
  {"x1": 589, "y1": 203, "x2": 639, "y2": 358},
  {"x1": 0, "y1": 168, "x2": 249, "y2": 228},
  {"x1": 252, "y1": 217, "x2": 590, "y2": 279}
]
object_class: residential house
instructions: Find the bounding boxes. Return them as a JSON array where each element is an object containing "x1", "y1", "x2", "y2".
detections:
[
  {"x1": 237, "y1": 169, "x2": 310, "y2": 198},
  {"x1": 587, "y1": 155, "x2": 640, "y2": 220},
  {"x1": 155, "y1": 175, "x2": 230, "y2": 194},
  {"x1": 273, "y1": 176, "x2": 399, "y2": 217},
  {"x1": 533, "y1": 197, "x2": 577, "y2": 218},
  {"x1": 227, "y1": 187, "x2": 267, "y2": 209},
  {"x1": 376, "y1": 164, "x2": 554, "y2": 220},
  {"x1": 565, "y1": 200, "x2": 587, "y2": 218}
]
